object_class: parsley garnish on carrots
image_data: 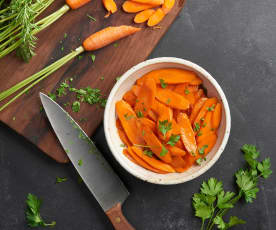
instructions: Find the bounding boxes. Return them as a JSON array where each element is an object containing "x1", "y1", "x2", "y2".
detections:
[
  {"x1": 158, "y1": 120, "x2": 172, "y2": 137},
  {"x1": 192, "y1": 144, "x2": 272, "y2": 230},
  {"x1": 137, "y1": 111, "x2": 144, "y2": 118},
  {"x1": 207, "y1": 104, "x2": 215, "y2": 111},
  {"x1": 160, "y1": 145, "x2": 168, "y2": 156},
  {"x1": 124, "y1": 113, "x2": 134, "y2": 120},
  {"x1": 167, "y1": 134, "x2": 180, "y2": 146},
  {"x1": 185, "y1": 89, "x2": 190, "y2": 95},
  {"x1": 143, "y1": 149, "x2": 153, "y2": 157},
  {"x1": 199, "y1": 145, "x2": 208, "y2": 155},
  {"x1": 25, "y1": 193, "x2": 56, "y2": 227},
  {"x1": 194, "y1": 123, "x2": 200, "y2": 132},
  {"x1": 159, "y1": 79, "x2": 167, "y2": 88}
]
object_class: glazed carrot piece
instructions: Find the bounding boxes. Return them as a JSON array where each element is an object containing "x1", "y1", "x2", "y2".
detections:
[
  {"x1": 177, "y1": 113, "x2": 197, "y2": 155},
  {"x1": 156, "y1": 88, "x2": 190, "y2": 110},
  {"x1": 197, "y1": 131, "x2": 215, "y2": 143},
  {"x1": 194, "y1": 89, "x2": 204, "y2": 102},
  {"x1": 162, "y1": 0, "x2": 175, "y2": 14},
  {"x1": 147, "y1": 110, "x2": 158, "y2": 122},
  {"x1": 174, "y1": 84, "x2": 198, "y2": 95},
  {"x1": 66, "y1": 0, "x2": 91, "y2": 9},
  {"x1": 139, "y1": 117, "x2": 156, "y2": 132},
  {"x1": 127, "y1": 147, "x2": 167, "y2": 173},
  {"x1": 190, "y1": 97, "x2": 207, "y2": 123},
  {"x1": 116, "y1": 119, "x2": 132, "y2": 146},
  {"x1": 122, "y1": 1, "x2": 158, "y2": 13},
  {"x1": 123, "y1": 148, "x2": 137, "y2": 163},
  {"x1": 132, "y1": 0, "x2": 164, "y2": 5},
  {"x1": 131, "y1": 84, "x2": 141, "y2": 97},
  {"x1": 123, "y1": 90, "x2": 136, "y2": 106},
  {"x1": 134, "y1": 9, "x2": 155, "y2": 23},
  {"x1": 131, "y1": 146, "x2": 175, "y2": 173},
  {"x1": 141, "y1": 125, "x2": 172, "y2": 163},
  {"x1": 190, "y1": 78, "x2": 203, "y2": 85},
  {"x1": 134, "y1": 78, "x2": 156, "y2": 117},
  {"x1": 116, "y1": 100, "x2": 145, "y2": 145},
  {"x1": 147, "y1": 8, "x2": 165, "y2": 27},
  {"x1": 171, "y1": 119, "x2": 180, "y2": 135},
  {"x1": 167, "y1": 146, "x2": 186, "y2": 156},
  {"x1": 83, "y1": 26, "x2": 141, "y2": 51},
  {"x1": 137, "y1": 68, "x2": 202, "y2": 86},
  {"x1": 212, "y1": 103, "x2": 222, "y2": 130},
  {"x1": 151, "y1": 99, "x2": 173, "y2": 121},
  {"x1": 166, "y1": 85, "x2": 175, "y2": 91},
  {"x1": 198, "y1": 111, "x2": 213, "y2": 136},
  {"x1": 170, "y1": 156, "x2": 186, "y2": 168},
  {"x1": 102, "y1": 0, "x2": 117, "y2": 17},
  {"x1": 193, "y1": 98, "x2": 217, "y2": 127},
  {"x1": 197, "y1": 133, "x2": 217, "y2": 156}
]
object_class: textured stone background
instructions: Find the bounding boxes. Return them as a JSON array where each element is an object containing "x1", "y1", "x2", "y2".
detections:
[{"x1": 1, "y1": 0, "x2": 276, "y2": 229}]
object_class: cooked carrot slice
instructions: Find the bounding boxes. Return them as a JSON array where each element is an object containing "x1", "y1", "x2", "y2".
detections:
[
  {"x1": 102, "y1": 0, "x2": 117, "y2": 17},
  {"x1": 140, "y1": 125, "x2": 172, "y2": 163},
  {"x1": 131, "y1": 146, "x2": 175, "y2": 173},
  {"x1": 134, "y1": 9, "x2": 155, "y2": 23},
  {"x1": 194, "y1": 89, "x2": 204, "y2": 102},
  {"x1": 151, "y1": 99, "x2": 173, "y2": 120},
  {"x1": 177, "y1": 112, "x2": 197, "y2": 155},
  {"x1": 170, "y1": 155, "x2": 186, "y2": 168},
  {"x1": 127, "y1": 147, "x2": 167, "y2": 173},
  {"x1": 174, "y1": 84, "x2": 197, "y2": 105},
  {"x1": 193, "y1": 97, "x2": 217, "y2": 127},
  {"x1": 122, "y1": 1, "x2": 158, "y2": 13},
  {"x1": 132, "y1": 0, "x2": 164, "y2": 5},
  {"x1": 190, "y1": 97, "x2": 207, "y2": 123},
  {"x1": 147, "y1": 8, "x2": 165, "y2": 27},
  {"x1": 136, "y1": 68, "x2": 201, "y2": 86},
  {"x1": 162, "y1": 0, "x2": 175, "y2": 14},
  {"x1": 123, "y1": 148, "x2": 136, "y2": 163},
  {"x1": 117, "y1": 127, "x2": 132, "y2": 147},
  {"x1": 116, "y1": 100, "x2": 145, "y2": 145},
  {"x1": 123, "y1": 90, "x2": 136, "y2": 106},
  {"x1": 212, "y1": 103, "x2": 222, "y2": 130},
  {"x1": 197, "y1": 131, "x2": 215, "y2": 143},
  {"x1": 131, "y1": 84, "x2": 141, "y2": 96},
  {"x1": 139, "y1": 117, "x2": 156, "y2": 132},
  {"x1": 156, "y1": 88, "x2": 190, "y2": 110},
  {"x1": 134, "y1": 78, "x2": 156, "y2": 117},
  {"x1": 167, "y1": 146, "x2": 186, "y2": 156},
  {"x1": 171, "y1": 119, "x2": 180, "y2": 135},
  {"x1": 147, "y1": 110, "x2": 158, "y2": 122},
  {"x1": 197, "y1": 133, "x2": 217, "y2": 156},
  {"x1": 198, "y1": 111, "x2": 213, "y2": 137},
  {"x1": 190, "y1": 78, "x2": 203, "y2": 85}
]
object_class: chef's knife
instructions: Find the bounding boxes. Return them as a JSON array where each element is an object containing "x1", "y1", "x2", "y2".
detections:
[{"x1": 40, "y1": 93, "x2": 134, "y2": 230}]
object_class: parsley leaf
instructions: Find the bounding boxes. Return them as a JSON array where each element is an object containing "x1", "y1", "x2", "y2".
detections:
[
  {"x1": 143, "y1": 149, "x2": 153, "y2": 157},
  {"x1": 158, "y1": 120, "x2": 172, "y2": 137},
  {"x1": 207, "y1": 104, "x2": 215, "y2": 111},
  {"x1": 201, "y1": 178, "x2": 223, "y2": 196},
  {"x1": 90, "y1": 54, "x2": 96, "y2": 63},
  {"x1": 199, "y1": 145, "x2": 208, "y2": 155},
  {"x1": 167, "y1": 134, "x2": 180, "y2": 146},
  {"x1": 72, "y1": 101, "x2": 80, "y2": 112},
  {"x1": 241, "y1": 144, "x2": 260, "y2": 169},
  {"x1": 185, "y1": 89, "x2": 190, "y2": 95},
  {"x1": 87, "y1": 14, "x2": 96, "y2": 21},
  {"x1": 48, "y1": 93, "x2": 56, "y2": 101},
  {"x1": 56, "y1": 177, "x2": 67, "y2": 183},
  {"x1": 78, "y1": 159, "x2": 83, "y2": 166},
  {"x1": 137, "y1": 111, "x2": 144, "y2": 118},
  {"x1": 217, "y1": 191, "x2": 235, "y2": 209},
  {"x1": 159, "y1": 79, "x2": 167, "y2": 88},
  {"x1": 257, "y1": 158, "x2": 272, "y2": 178},
  {"x1": 214, "y1": 216, "x2": 246, "y2": 230},
  {"x1": 160, "y1": 145, "x2": 168, "y2": 156},
  {"x1": 124, "y1": 113, "x2": 134, "y2": 120},
  {"x1": 194, "y1": 123, "x2": 200, "y2": 132},
  {"x1": 25, "y1": 193, "x2": 56, "y2": 227}
]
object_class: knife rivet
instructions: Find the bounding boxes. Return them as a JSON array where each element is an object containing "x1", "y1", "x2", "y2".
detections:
[{"x1": 115, "y1": 217, "x2": 121, "y2": 223}]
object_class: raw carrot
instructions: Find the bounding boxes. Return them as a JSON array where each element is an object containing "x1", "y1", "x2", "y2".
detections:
[
  {"x1": 198, "y1": 111, "x2": 213, "y2": 137},
  {"x1": 123, "y1": 90, "x2": 136, "y2": 106},
  {"x1": 127, "y1": 147, "x2": 167, "y2": 173},
  {"x1": 147, "y1": 8, "x2": 165, "y2": 27},
  {"x1": 137, "y1": 68, "x2": 201, "y2": 86},
  {"x1": 83, "y1": 26, "x2": 141, "y2": 51},
  {"x1": 197, "y1": 133, "x2": 217, "y2": 156},
  {"x1": 131, "y1": 85, "x2": 141, "y2": 96},
  {"x1": 141, "y1": 125, "x2": 172, "y2": 163},
  {"x1": 134, "y1": 9, "x2": 155, "y2": 23},
  {"x1": 134, "y1": 78, "x2": 156, "y2": 117},
  {"x1": 132, "y1": 0, "x2": 164, "y2": 5},
  {"x1": 190, "y1": 97, "x2": 207, "y2": 123},
  {"x1": 116, "y1": 100, "x2": 145, "y2": 145},
  {"x1": 156, "y1": 88, "x2": 190, "y2": 110},
  {"x1": 131, "y1": 146, "x2": 175, "y2": 173},
  {"x1": 212, "y1": 103, "x2": 222, "y2": 130},
  {"x1": 162, "y1": 0, "x2": 175, "y2": 14},
  {"x1": 167, "y1": 146, "x2": 186, "y2": 156},
  {"x1": 102, "y1": 0, "x2": 117, "y2": 17},
  {"x1": 177, "y1": 113, "x2": 197, "y2": 155},
  {"x1": 193, "y1": 98, "x2": 217, "y2": 127},
  {"x1": 139, "y1": 117, "x2": 156, "y2": 132},
  {"x1": 123, "y1": 149, "x2": 137, "y2": 163},
  {"x1": 66, "y1": 0, "x2": 91, "y2": 9},
  {"x1": 122, "y1": 1, "x2": 158, "y2": 13}
]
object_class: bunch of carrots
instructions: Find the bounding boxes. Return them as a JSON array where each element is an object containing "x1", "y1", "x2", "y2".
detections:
[
  {"x1": 116, "y1": 68, "x2": 222, "y2": 174},
  {"x1": 103, "y1": 0, "x2": 175, "y2": 27}
]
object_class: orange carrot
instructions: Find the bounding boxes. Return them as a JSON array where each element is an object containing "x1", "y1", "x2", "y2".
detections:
[
  {"x1": 116, "y1": 100, "x2": 145, "y2": 145},
  {"x1": 134, "y1": 9, "x2": 156, "y2": 23},
  {"x1": 147, "y1": 8, "x2": 165, "y2": 27},
  {"x1": 122, "y1": 1, "x2": 158, "y2": 13},
  {"x1": 177, "y1": 113, "x2": 197, "y2": 155},
  {"x1": 83, "y1": 26, "x2": 141, "y2": 51},
  {"x1": 197, "y1": 131, "x2": 215, "y2": 143},
  {"x1": 151, "y1": 99, "x2": 173, "y2": 121},
  {"x1": 162, "y1": 0, "x2": 175, "y2": 14},
  {"x1": 147, "y1": 110, "x2": 158, "y2": 122},
  {"x1": 123, "y1": 90, "x2": 136, "y2": 106},
  {"x1": 171, "y1": 119, "x2": 180, "y2": 135},
  {"x1": 194, "y1": 89, "x2": 204, "y2": 102},
  {"x1": 137, "y1": 68, "x2": 202, "y2": 86},
  {"x1": 139, "y1": 117, "x2": 156, "y2": 132},
  {"x1": 156, "y1": 88, "x2": 190, "y2": 110},
  {"x1": 167, "y1": 146, "x2": 186, "y2": 156},
  {"x1": 131, "y1": 146, "x2": 175, "y2": 173},
  {"x1": 170, "y1": 155, "x2": 186, "y2": 168},
  {"x1": 197, "y1": 133, "x2": 217, "y2": 156},
  {"x1": 193, "y1": 98, "x2": 217, "y2": 127},
  {"x1": 123, "y1": 149, "x2": 137, "y2": 163},
  {"x1": 134, "y1": 78, "x2": 156, "y2": 117},
  {"x1": 212, "y1": 103, "x2": 222, "y2": 130},
  {"x1": 198, "y1": 111, "x2": 213, "y2": 137},
  {"x1": 190, "y1": 97, "x2": 207, "y2": 123},
  {"x1": 102, "y1": 0, "x2": 117, "y2": 17},
  {"x1": 132, "y1": 0, "x2": 164, "y2": 5},
  {"x1": 131, "y1": 85, "x2": 141, "y2": 96},
  {"x1": 66, "y1": 0, "x2": 91, "y2": 9},
  {"x1": 141, "y1": 125, "x2": 172, "y2": 163}
]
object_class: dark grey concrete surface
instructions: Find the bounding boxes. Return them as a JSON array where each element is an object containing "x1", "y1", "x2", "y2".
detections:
[{"x1": 1, "y1": 0, "x2": 276, "y2": 229}]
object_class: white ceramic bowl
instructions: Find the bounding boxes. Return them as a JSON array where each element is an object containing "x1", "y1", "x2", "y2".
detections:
[{"x1": 104, "y1": 57, "x2": 231, "y2": 185}]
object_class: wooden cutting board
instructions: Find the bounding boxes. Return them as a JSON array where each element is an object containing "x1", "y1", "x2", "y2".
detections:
[{"x1": 0, "y1": 0, "x2": 185, "y2": 163}]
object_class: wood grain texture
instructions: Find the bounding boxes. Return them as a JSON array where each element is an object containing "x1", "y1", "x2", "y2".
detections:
[{"x1": 0, "y1": 0, "x2": 185, "y2": 163}]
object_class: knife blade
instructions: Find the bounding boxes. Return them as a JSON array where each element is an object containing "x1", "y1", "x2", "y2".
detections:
[{"x1": 40, "y1": 93, "x2": 135, "y2": 230}]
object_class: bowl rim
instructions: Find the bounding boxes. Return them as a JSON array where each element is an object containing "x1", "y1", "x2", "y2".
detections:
[{"x1": 104, "y1": 57, "x2": 231, "y2": 185}]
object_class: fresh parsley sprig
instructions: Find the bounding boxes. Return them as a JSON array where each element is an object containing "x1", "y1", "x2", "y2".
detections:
[
  {"x1": 25, "y1": 193, "x2": 56, "y2": 228},
  {"x1": 192, "y1": 144, "x2": 272, "y2": 230}
]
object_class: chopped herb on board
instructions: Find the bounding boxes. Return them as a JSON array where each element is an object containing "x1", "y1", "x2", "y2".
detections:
[
  {"x1": 78, "y1": 159, "x2": 83, "y2": 166},
  {"x1": 90, "y1": 54, "x2": 96, "y2": 63},
  {"x1": 87, "y1": 14, "x2": 96, "y2": 21},
  {"x1": 72, "y1": 101, "x2": 80, "y2": 112},
  {"x1": 56, "y1": 177, "x2": 67, "y2": 183}
]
